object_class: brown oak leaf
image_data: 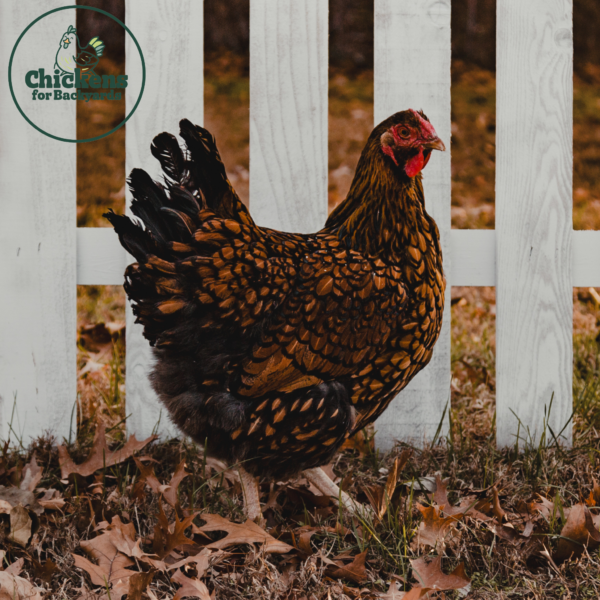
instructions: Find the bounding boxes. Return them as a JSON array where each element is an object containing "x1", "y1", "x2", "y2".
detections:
[
  {"x1": 133, "y1": 457, "x2": 162, "y2": 495},
  {"x1": 19, "y1": 454, "x2": 42, "y2": 492},
  {"x1": 585, "y1": 478, "x2": 600, "y2": 507},
  {"x1": 192, "y1": 514, "x2": 293, "y2": 554},
  {"x1": 554, "y1": 503, "x2": 600, "y2": 562},
  {"x1": 9, "y1": 505, "x2": 32, "y2": 547},
  {"x1": 326, "y1": 550, "x2": 368, "y2": 584},
  {"x1": 162, "y1": 460, "x2": 188, "y2": 508},
  {"x1": 153, "y1": 502, "x2": 199, "y2": 559},
  {"x1": 127, "y1": 571, "x2": 155, "y2": 600},
  {"x1": 0, "y1": 567, "x2": 43, "y2": 600},
  {"x1": 58, "y1": 424, "x2": 156, "y2": 478},
  {"x1": 364, "y1": 451, "x2": 411, "y2": 520},
  {"x1": 410, "y1": 556, "x2": 470, "y2": 593},
  {"x1": 37, "y1": 489, "x2": 65, "y2": 511},
  {"x1": 431, "y1": 475, "x2": 489, "y2": 520},
  {"x1": 171, "y1": 569, "x2": 211, "y2": 600},
  {"x1": 411, "y1": 503, "x2": 463, "y2": 550}
]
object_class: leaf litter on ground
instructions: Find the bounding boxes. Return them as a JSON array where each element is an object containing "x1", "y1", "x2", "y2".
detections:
[{"x1": 2, "y1": 421, "x2": 600, "y2": 598}]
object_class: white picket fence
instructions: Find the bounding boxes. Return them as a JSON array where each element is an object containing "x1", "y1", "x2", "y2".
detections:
[{"x1": 1, "y1": 0, "x2": 598, "y2": 451}]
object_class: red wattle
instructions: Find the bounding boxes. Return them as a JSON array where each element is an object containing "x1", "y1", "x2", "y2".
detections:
[{"x1": 405, "y1": 147, "x2": 425, "y2": 177}]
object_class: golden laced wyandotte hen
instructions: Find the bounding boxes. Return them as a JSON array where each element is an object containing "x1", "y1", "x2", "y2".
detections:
[{"x1": 105, "y1": 109, "x2": 446, "y2": 522}]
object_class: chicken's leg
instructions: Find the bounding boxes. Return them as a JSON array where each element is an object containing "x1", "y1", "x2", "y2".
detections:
[
  {"x1": 237, "y1": 466, "x2": 264, "y2": 525},
  {"x1": 303, "y1": 467, "x2": 373, "y2": 519}
]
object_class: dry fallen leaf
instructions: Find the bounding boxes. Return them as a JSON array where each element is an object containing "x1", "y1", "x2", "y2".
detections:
[
  {"x1": 37, "y1": 489, "x2": 65, "y2": 511},
  {"x1": 0, "y1": 486, "x2": 43, "y2": 516},
  {"x1": 103, "y1": 516, "x2": 166, "y2": 571},
  {"x1": 364, "y1": 451, "x2": 411, "y2": 520},
  {"x1": 410, "y1": 555, "x2": 471, "y2": 593},
  {"x1": 0, "y1": 569, "x2": 43, "y2": 600},
  {"x1": 293, "y1": 526, "x2": 320, "y2": 556},
  {"x1": 326, "y1": 550, "x2": 368, "y2": 584},
  {"x1": 340, "y1": 428, "x2": 374, "y2": 457},
  {"x1": 585, "y1": 478, "x2": 600, "y2": 507},
  {"x1": 9, "y1": 505, "x2": 32, "y2": 547},
  {"x1": 153, "y1": 502, "x2": 199, "y2": 559},
  {"x1": 73, "y1": 515, "x2": 158, "y2": 598},
  {"x1": 492, "y1": 487, "x2": 507, "y2": 522},
  {"x1": 58, "y1": 423, "x2": 156, "y2": 478},
  {"x1": 526, "y1": 495, "x2": 556, "y2": 519},
  {"x1": 199, "y1": 454, "x2": 240, "y2": 488},
  {"x1": 162, "y1": 460, "x2": 188, "y2": 508},
  {"x1": 133, "y1": 457, "x2": 162, "y2": 495},
  {"x1": 127, "y1": 571, "x2": 155, "y2": 600},
  {"x1": 20, "y1": 454, "x2": 42, "y2": 493},
  {"x1": 4, "y1": 558, "x2": 24, "y2": 576},
  {"x1": 167, "y1": 548, "x2": 215, "y2": 575},
  {"x1": 430, "y1": 475, "x2": 489, "y2": 521},
  {"x1": 171, "y1": 568, "x2": 211, "y2": 600},
  {"x1": 411, "y1": 503, "x2": 463, "y2": 550},
  {"x1": 192, "y1": 514, "x2": 294, "y2": 554},
  {"x1": 554, "y1": 503, "x2": 600, "y2": 562}
]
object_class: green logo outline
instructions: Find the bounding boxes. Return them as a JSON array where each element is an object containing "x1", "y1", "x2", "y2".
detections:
[{"x1": 8, "y1": 5, "x2": 145, "y2": 144}]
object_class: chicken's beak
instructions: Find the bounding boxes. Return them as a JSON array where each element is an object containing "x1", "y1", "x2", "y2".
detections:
[
  {"x1": 63, "y1": 38, "x2": 70, "y2": 45},
  {"x1": 422, "y1": 137, "x2": 446, "y2": 152}
]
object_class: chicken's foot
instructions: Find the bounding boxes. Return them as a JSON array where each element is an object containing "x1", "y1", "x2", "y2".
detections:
[
  {"x1": 303, "y1": 466, "x2": 373, "y2": 519},
  {"x1": 237, "y1": 466, "x2": 264, "y2": 525}
]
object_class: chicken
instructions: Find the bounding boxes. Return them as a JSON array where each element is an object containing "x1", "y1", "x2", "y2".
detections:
[
  {"x1": 55, "y1": 25, "x2": 105, "y2": 74},
  {"x1": 105, "y1": 109, "x2": 446, "y2": 521}
]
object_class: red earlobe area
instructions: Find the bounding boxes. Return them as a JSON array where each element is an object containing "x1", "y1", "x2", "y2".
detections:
[
  {"x1": 382, "y1": 144, "x2": 398, "y2": 166},
  {"x1": 405, "y1": 147, "x2": 425, "y2": 177}
]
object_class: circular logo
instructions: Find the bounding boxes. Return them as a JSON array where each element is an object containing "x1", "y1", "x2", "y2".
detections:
[{"x1": 8, "y1": 5, "x2": 145, "y2": 143}]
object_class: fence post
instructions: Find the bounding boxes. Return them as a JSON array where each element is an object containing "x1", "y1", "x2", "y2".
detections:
[
  {"x1": 496, "y1": 0, "x2": 573, "y2": 447},
  {"x1": 0, "y1": 1, "x2": 76, "y2": 445},
  {"x1": 250, "y1": 0, "x2": 328, "y2": 233},
  {"x1": 374, "y1": 0, "x2": 452, "y2": 449},
  {"x1": 125, "y1": 0, "x2": 204, "y2": 440}
]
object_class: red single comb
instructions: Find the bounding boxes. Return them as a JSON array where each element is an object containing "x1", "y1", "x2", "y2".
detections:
[{"x1": 409, "y1": 109, "x2": 438, "y2": 139}]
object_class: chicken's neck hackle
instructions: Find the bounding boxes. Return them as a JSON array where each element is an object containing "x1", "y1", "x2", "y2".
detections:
[{"x1": 325, "y1": 145, "x2": 438, "y2": 263}]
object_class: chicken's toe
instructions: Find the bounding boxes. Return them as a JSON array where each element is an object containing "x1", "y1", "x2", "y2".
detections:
[
  {"x1": 303, "y1": 466, "x2": 374, "y2": 520},
  {"x1": 237, "y1": 466, "x2": 265, "y2": 526}
]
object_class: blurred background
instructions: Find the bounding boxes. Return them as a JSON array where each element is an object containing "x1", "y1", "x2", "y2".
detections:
[{"x1": 74, "y1": 0, "x2": 600, "y2": 442}]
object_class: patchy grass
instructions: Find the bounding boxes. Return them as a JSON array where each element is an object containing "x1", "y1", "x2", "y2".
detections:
[{"x1": 1, "y1": 418, "x2": 600, "y2": 598}]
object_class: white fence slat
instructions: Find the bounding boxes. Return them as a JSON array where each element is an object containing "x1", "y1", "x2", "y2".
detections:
[
  {"x1": 249, "y1": 0, "x2": 328, "y2": 233},
  {"x1": 0, "y1": 1, "x2": 76, "y2": 444},
  {"x1": 450, "y1": 230, "x2": 495, "y2": 286},
  {"x1": 572, "y1": 230, "x2": 600, "y2": 287},
  {"x1": 76, "y1": 228, "x2": 127, "y2": 286},
  {"x1": 496, "y1": 0, "x2": 573, "y2": 446},
  {"x1": 125, "y1": 0, "x2": 203, "y2": 440},
  {"x1": 374, "y1": 0, "x2": 452, "y2": 449}
]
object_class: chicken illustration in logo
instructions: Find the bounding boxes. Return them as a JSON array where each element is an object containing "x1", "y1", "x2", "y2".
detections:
[{"x1": 54, "y1": 25, "x2": 105, "y2": 74}]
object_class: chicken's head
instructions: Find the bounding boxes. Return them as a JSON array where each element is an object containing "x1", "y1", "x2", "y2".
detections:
[{"x1": 380, "y1": 109, "x2": 446, "y2": 177}]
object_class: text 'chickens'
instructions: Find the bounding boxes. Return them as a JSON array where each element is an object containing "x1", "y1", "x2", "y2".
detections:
[{"x1": 8, "y1": 6, "x2": 145, "y2": 143}]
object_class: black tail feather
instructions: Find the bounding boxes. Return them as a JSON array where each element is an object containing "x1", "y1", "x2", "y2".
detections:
[
  {"x1": 150, "y1": 131, "x2": 187, "y2": 185},
  {"x1": 103, "y1": 209, "x2": 157, "y2": 262},
  {"x1": 178, "y1": 119, "x2": 229, "y2": 212}
]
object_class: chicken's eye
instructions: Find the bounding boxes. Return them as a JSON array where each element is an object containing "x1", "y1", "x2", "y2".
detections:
[{"x1": 399, "y1": 128, "x2": 410, "y2": 138}]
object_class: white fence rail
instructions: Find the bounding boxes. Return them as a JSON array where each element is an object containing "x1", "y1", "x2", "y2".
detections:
[{"x1": 1, "y1": 0, "x2": 596, "y2": 450}]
